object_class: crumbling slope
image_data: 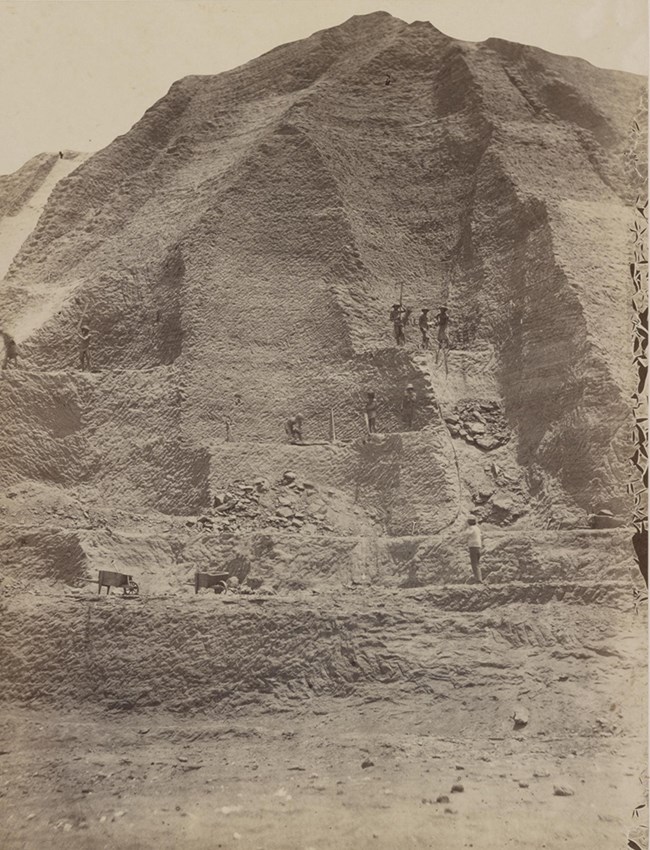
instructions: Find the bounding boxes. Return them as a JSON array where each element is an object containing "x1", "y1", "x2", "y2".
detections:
[
  {"x1": 0, "y1": 12, "x2": 645, "y2": 553},
  {"x1": 0, "y1": 151, "x2": 89, "y2": 282}
]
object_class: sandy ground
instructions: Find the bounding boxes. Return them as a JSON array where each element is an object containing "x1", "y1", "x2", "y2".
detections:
[{"x1": 0, "y1": 699, "x2": 646, "y2": 850}]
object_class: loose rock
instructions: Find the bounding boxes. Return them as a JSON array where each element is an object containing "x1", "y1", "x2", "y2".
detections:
[{"x1": 553, "y1": 785, "x2": 575, "y2": 797}]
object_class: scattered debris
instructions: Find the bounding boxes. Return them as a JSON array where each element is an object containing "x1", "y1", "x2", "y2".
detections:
[
  {"x1": 361, "y1": 759, "x2": 375, "y2": 769},
  {"x1": 196, "y1": 474, "x2": 381, "y2": 536},
  {"x1": 553, "y1": 785, "x2": 575, "y2": 797},
  {"x1": 512, "y1": 707, "x2": 529, "y2": 729},
  {"x1": 444, "y1": 400, "x2": 510, "y2": 450},
  {"x1": 451, "y1": 783, "x2": 464, "y2": 793}
]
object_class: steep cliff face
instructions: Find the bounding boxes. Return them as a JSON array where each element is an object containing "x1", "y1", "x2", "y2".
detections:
[
  {"x1": 0, "y1": 151, "x2": 89, "y2": 279},
  {"x1": 0, "y1": 12, "x2": 645, "y2": 548}
]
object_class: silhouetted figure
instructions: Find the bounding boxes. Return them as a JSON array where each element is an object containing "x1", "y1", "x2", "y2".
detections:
[
  {"x1": 401, "y1": 384, "x2": 417, "y2": 430},
  {"x1": 466, "y1": 517, "x2": 483, "y2": 583},
  {"x1": 285, "y1": 414, "x2": 304, "y2": 444},
  {"x1": 390, "y1": 303, "x2": 408, "y2": 346},
  {"x1": 419, "y1": 308, "x2": 430, "y2": 348},
  {"x1": 364, "y1": 391, "x2": 378, "y2": 435},
  {"x1": 1, "y1": 332, "x2": 18, "y2": 370},
  {"x1": 435, "y1": 306, "x2": 450, "y2": 374}
]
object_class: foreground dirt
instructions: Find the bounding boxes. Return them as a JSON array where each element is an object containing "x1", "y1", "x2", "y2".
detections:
[
  {"x1": 0, "y1": 586, "x2": 647, "y2": 849},
  {"x1": 0, "y1": 698, "x2": 646, "y2": 850}
]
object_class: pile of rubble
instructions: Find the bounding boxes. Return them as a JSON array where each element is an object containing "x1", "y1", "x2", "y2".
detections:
[
  {"x1": 187, "y1": 471, "x2": 372, "y2": 535},
  {"x1": 257, "y1": 471, "x2": 336, "y2": 533},
  {"x1": 444, "y1": 400, "x2": 511, "y2": 451}
]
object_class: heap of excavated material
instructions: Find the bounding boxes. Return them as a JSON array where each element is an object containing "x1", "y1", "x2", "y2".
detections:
[{"x1": 0, "y1": 13, "x2": 645, "y2": 579}]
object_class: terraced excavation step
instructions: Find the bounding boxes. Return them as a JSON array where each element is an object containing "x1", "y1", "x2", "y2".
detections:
[{"x1": 1, "y1": 590, "x2": 644, "y2": 711}]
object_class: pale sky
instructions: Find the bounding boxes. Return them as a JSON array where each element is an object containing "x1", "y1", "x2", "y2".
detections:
[{"x1": 0, "y1": 0, "x2": 647, "y2": 175}]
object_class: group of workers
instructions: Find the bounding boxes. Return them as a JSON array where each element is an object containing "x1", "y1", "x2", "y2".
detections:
[
  {"x1": 390, "y1": 303, "x2": 450, "y2": 354},
  {"x1": 3, "y1": 301, "x2": 451, "y2": 373},
  {"x1": 2, "y1": 306, "x2": 484, "y2": 585},
  {"x1": 285, "y1": 383, "x2": 419, "y2": 446},
  {"x1": 283, "y1": 302, "x2": 453, "y2": 445}
]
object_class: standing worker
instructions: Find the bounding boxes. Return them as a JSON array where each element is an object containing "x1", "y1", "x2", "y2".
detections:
[
  {"x1": 364, "y1": 391, "x2": 378, "y2": 435},
  {"x1": 418, "y1": 308, "x2": 430, "y2": 349},
  {"x1": 285, "y1": 414, "x2": 304, "y2": 445},
  {"x1": 401, "y1": 384, "x2": 417, "y2": 430},
  {"x1": 435, "y1": 306, "x2": 450, "y2": 373},
  {"x1": 466, "y1": 517, "x2": 483, "y2": 583},
  {"x1": 1, "y1": 332, "x2": 18, "y2": 370},
  {"x1": 390, "y1": 304, "x2": 406, "y2": 347}
]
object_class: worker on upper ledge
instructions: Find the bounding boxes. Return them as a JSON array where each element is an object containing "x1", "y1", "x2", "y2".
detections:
[
  {"x1": 390, "y1": 303, "x2": 411, "y2": 346},
  {"x1": 285, "y1": 413, "x2": 304, "y2": 445}
]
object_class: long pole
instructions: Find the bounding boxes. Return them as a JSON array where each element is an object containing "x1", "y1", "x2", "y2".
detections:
[{"x1": 399, "y1": 279, "x2": 404, "y2": 309}]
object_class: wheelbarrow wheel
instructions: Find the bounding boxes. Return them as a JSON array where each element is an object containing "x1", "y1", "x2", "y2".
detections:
[
  {"x1": 123, "y1": 581, "x2": 140, "y2": 597},
  {"x1": 213, "y1": 581, "x2": 228, "y2": 595}
]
